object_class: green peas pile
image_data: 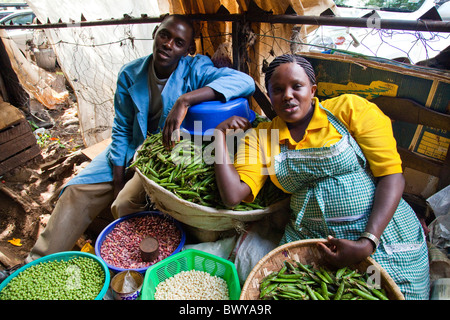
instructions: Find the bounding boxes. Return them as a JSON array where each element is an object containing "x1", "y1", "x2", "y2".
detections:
[
  {"x1": 131, "y1": 114, "x2": 289, "y2": 210},
  {"x1": 0, "y1": 257, "x2": 106, "y2": 300}
]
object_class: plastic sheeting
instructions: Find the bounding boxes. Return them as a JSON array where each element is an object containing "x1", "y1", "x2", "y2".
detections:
[
  {"x1": 0, "y1": 29, "x2": 69, "y2": 109},
  {"x1": 26, "y1": 0, "x2": 334, "y2": 146},
  {"x1": 26, "y1": 0, "x2": 162, "y2": 146}
]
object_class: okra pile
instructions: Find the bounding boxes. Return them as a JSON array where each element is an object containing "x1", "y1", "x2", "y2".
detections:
[
  {"x1": 131, "y1": 115, "x2": 288, "y2": 210},
  {"x1": 259, "y1": 260, "x2": 390, "y2": 300},
  {"x1": 0, "y1": 257, "x2": 105, "y2": 300}
]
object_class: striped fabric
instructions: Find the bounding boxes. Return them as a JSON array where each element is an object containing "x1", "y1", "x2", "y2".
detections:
[{"x1": 275, "y1": 105, "x2": 430, "y2": 300}]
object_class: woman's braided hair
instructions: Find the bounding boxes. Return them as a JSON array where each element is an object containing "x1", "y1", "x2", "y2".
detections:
[{"x1": 263, "y1": 54, "x2": 316, "y2": 90}]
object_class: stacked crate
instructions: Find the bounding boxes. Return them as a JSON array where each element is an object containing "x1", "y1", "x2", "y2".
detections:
[{"x1": 0, "y1": 102, "x2": 41, "y2": 175}]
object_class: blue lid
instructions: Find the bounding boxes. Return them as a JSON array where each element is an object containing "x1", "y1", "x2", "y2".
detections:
[{"x1": 181, "y1": 98, "x2": 255, "y2": 136}]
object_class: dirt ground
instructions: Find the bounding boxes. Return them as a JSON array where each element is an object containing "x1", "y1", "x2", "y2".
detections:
[{"x1": 0, "y1": 93, "x2": 94, "y2": 270}]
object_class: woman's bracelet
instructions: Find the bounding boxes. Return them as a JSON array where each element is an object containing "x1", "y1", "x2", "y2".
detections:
[{"x1": 359, "y1": 232, "x2": 380, "y2": 254}]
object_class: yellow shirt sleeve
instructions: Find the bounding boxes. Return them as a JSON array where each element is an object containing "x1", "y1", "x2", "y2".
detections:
[
  {"x1": 234, "y1": 121, "x2": 287, "y2": 202},
  {"x1": 234, "y1": 126, "x2": 263, "y2": 201},
  {"x1": 321, "y1": 94, "x2": 403, "y2": 177}
]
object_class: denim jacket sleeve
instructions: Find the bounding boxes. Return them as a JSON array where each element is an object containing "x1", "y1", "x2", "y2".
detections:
[
  {"x1": 109, "y1": 56, "x2": 150, "y2": 168},
  {"x1": 109, "y1": 68, "x2": 136, "y2": 167}
]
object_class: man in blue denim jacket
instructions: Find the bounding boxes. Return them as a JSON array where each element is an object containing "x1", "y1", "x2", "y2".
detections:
[{"x1": 26, "y1": 14, "x2": 255, "y2": 261}]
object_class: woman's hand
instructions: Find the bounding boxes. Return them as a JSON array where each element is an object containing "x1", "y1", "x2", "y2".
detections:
[
  {"x1": 216, "y1": 115, "x2": 252, "y2": 134},
  {"x1": 317, "y1": 236, "x2": 374, "y2": 268},
  {"x1": 317, "y1": 174, "x2": 405, "y2": 268}
]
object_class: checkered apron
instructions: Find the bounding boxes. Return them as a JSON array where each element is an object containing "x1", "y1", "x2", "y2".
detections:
[{"x1": 275, "y1": 105, "x2": 430, "y2": 299}]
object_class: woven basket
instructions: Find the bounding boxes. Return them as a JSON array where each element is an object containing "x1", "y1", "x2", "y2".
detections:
[
  {"x1": 136, "y1": 167, "x2": 290, "y2": 232},
  {"x1": 240, "y1": 239, "x2": 405, "y2": 300}
]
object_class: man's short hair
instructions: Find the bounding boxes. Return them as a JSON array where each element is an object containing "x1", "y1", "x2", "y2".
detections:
[{"x1": 161, "y1": 14, "x2": 195, "y2": 46}]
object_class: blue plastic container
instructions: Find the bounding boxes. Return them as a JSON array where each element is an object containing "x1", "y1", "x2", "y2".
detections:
[
  {"x1": 94, "y1": 211, "x2": 186, "y2": 274},
  {"x1": 181, "y1": 98, "x2": 255, "y2": 136},
  {"x1": 0, "y1": 251, "x2": 110, "y2": 300}
]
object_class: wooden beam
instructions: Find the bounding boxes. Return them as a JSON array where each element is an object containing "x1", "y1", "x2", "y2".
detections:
[
  {"x1": 398, "y1": 147, "x2": 443, "y2": 177},
  {"x1": 253, "y1": 82, "x2": 277, "y2": 120},
  {"x1": 2, "y1": 13, "x2": 449, "y2": 33},
  {"x1": 438, "y1": 147, "x2": 450, "y2": 190},
  {"x1": 370, "y1": 96, "x2": 450, "y2": 131}
]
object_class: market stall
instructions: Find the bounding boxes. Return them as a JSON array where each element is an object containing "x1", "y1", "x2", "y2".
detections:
[{"x1": 0, "y1": 0, "x2": 449, "y2": 302}]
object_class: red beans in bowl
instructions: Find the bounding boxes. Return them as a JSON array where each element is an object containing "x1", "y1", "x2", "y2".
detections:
[{"x1": 96, "y1": 211, "x2": 185, "y2": 272}]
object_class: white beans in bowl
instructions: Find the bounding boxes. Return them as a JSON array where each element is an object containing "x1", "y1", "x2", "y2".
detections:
[{"x1": 154, "y1": 270, "x2": 229, "y2": 300}]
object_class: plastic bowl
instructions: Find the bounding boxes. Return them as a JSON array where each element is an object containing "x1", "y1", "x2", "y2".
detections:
[
  {"x1": 141, "y1": 249, "x2": 241, "y2": 300},
  {"x1": 94, "y1": 211, "x2": 186, "y2": 273},
  {"x1": 0, "y1": 251, "x2": 110, "y2": 300},
  {"x1": 181, "y1": 98, "x2": 255, "y2": 136}
]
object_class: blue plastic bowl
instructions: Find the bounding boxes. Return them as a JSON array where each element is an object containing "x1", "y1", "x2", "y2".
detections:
[
  {"x1": 0, "y1": 251, "x2": 110, "y2": 300},
  {"x1": 181, "y1": 98, "x2": 255, "y2": 136},
  {"x1": 94, "y1": 211, "x2": 186, "y2": 274}
]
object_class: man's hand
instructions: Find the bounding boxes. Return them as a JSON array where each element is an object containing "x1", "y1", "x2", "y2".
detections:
[
  {"x1": 162, "y1": 97, "x2": 190, "y2": 148},
  {"x1": 162, "y1": 87, "x2": 223, "y2": 148}
]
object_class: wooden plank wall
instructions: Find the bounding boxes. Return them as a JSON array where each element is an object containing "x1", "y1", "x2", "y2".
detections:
[{"x1": 0, "y1": 119, "x2": 41, "y2": 175}]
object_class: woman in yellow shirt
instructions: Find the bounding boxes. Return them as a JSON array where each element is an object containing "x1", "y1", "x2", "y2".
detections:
[{"x1": 214, "y1": 54, "x2": 429, "y2": 299}]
